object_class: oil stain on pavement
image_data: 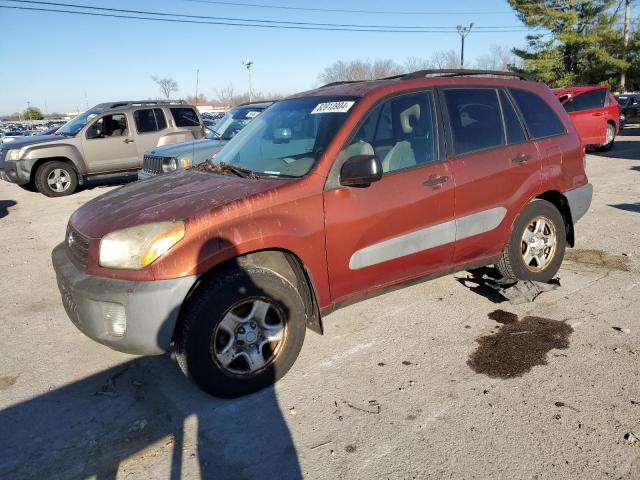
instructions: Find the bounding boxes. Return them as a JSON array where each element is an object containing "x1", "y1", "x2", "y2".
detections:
[
  {"x1": 467, "y1": 311, "x2": 573, "y2": 378},
  {"x1": 564, "y1": 248, "x2": 630, "y2": 272}
]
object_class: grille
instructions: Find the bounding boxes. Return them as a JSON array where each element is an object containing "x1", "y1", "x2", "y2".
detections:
[
  {"x1": 66, "y1": 224, "x2": 91, "y2": 267},
  {"x1": 142, "y1": 155, "x2": 166, "y2": 175}
]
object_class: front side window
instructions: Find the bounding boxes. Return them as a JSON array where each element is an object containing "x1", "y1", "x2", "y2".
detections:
[
  {"x1": 510, "y1": 89, "x2": 565, "y2": 139},
  {"x1": 134, "y1": 108, "x2": 167, "y2": 133},
  {"x1": 86, "y1": 113, "x2": 128, "y2": 139},
  {"x1": 444, "y1": 88, "x2": 504, "y2": 155},
  {"x1": 341, "y1": 92, "x2": 437, "y2": 173},
  {"x1": 57, "y1": 109, "x2": 104, "y2": 136},
  {"x1": 212, "y1": 96, "x2": 358, "y2": 177},
  {"x1": 562, "y1": 89, "x2": 607, "y2": 112},
  {"x1": 171, "y1": 107, "x2": 200, "y2": 127}
]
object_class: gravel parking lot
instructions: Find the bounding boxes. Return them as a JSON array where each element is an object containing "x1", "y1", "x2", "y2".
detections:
[{"x1": 1, "y1": 128, "x2": 639, "y2": 479}]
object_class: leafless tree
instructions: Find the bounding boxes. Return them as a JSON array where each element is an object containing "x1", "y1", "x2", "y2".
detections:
[
  {"x1": 404, "y1": 57, "x2": 434, "y2": 72},
  {"x1": 185, "y1": 94, "x2": 208, "y2": 105},
  {"x1": 215, "y1": 83, "x2": 235, "y2": 107},
  {"x1": 151, "y1": 76, "x2": 178, "y2": 100},
  {"x1": 430, "y1": 50, "x2": 461, "y2": 69},
  {"x1": 474, "y1": 44, "x2": 520, "y2": 71},
  {"x1": 318, "y1": 59, "x2": 403, "y2": 84}
]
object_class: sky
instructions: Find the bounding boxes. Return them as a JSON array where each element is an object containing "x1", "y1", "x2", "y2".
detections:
[{"x1": 0, "y1": 0, "x2": 544, "y2": 115}]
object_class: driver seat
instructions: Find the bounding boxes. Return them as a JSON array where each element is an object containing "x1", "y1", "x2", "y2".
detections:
[{"x1": 382, "y1": 104, "x2": 420, "y2": 172}]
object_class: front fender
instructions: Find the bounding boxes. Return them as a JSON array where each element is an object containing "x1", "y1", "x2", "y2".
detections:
[{"x1": 23, "y1": 142, "x2": 87, "y2": 174}]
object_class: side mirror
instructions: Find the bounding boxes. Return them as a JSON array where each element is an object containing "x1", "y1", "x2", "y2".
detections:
[
  {"x1": 86, "y1": 125, "x2": 103, "y2": 139},
  {"x1": 340, "y1": 154, "x2": 382, "y2": 188}
]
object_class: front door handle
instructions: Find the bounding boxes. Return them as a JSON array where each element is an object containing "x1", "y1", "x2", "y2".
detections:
[
  {"x1": 512, "y1": 153, "x2": 531, "y2": 164},
  {"x1": 592, "y1": 112, "x2": 605, "y2": 117},
  {"x1": 423, "y1": 175, "x2": 449, "y2": 188},
  {"x1": 123, "y1": 138, "x2": 134, "y2": 144}
]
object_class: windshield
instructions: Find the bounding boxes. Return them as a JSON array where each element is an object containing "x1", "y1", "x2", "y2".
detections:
[
  {"x1": 212, "y1": 96, "x2": 359, "y2": 178},
  {"x1": 56, "y1": 108, "x2": 104, "y2": 135},
  {"x1": 616, "y1": 96, "x2": 629, "y2": 106},
  {"x1": 208, "y1": 106, "x2": 266, "y2": 141}
]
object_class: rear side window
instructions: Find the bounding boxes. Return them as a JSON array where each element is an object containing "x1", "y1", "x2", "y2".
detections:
[
  {"x1": 500, "y1": 91, "x2": 527, "y2": 144},
  {"x1": 134, "y1": 108, "x2": 167, "y2": 133},
  {"x1": 170, "y1": 107, "x2": 200, "y2": 127},
  {"x1": 563, "y1": 89, "x2": 607, "y2": 112},
  {"x1": 443, "y1": 88, "x2": 504, "y2": 155},
  {"x1": 510, "y1": 89, "x2": 565, "y2": 139}
]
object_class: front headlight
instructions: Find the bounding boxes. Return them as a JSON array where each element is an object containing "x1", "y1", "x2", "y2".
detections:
[
  {"x1": 6, "y1": 149, "x2": 21, "y2": 161},
  {"x1": 99, "y1": 221, "x2": 185, "y2": 269},
  {"x1": 162, "y1": 157, "x2": 178, "y2": 172}
]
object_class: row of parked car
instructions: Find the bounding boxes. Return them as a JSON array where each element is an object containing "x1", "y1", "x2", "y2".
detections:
[
  {"x1": 0, "y1": 82, "x2": 631, "y2": 199},
  {"x1": 0, "y1": 100, "x2": 270, "y2": 196},
  {"x1": 39, "y1": 69, "x2": 602, "y2": 397}
]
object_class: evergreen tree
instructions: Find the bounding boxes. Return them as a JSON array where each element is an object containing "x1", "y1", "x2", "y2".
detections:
[{"x1": 508, "y1": 0, "x2": 628, "y2": 87}]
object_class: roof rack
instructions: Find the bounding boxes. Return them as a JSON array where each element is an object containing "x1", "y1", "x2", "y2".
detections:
[
  {"x1": 320, "y1": 69, "x2": 533, "y2": 88},
  {"x1": 107, "y1": 100, "x2": 188, "y2": 109},
  {"x1": 397, "y1": 69, "x2": 533, "y2": 81}
]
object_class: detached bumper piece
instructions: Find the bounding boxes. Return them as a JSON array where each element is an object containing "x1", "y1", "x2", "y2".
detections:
[{"x1": 52, "y1": 243, "x2": 197, "y2": 355}]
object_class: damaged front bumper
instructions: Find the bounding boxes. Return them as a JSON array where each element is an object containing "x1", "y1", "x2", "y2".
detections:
[{"x1": 52, "y1": 243, "x2": 197, "y2": 355}]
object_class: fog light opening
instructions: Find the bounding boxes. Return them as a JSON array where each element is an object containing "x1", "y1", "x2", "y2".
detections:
[{"x1": 101, "y1": 302, "x2": 127, "y2": 337}]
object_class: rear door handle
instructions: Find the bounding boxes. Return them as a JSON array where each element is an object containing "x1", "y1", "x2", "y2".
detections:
[
  {"x1": 123, "y1": 138, "x2": 134, "y2": 144},
  {"x1": 423, "y1": 175, "x2": 449, "y2": 188},
  {"x1": 512, "y1": 153, "x2": 531, "y2": 164}
]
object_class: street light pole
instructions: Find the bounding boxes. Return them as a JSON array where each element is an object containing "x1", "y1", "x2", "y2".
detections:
[
  {"x1": 242, "y1": 58, "x2": 253, "y2": 102},
  {"x1": 195, "y1": 68, "x2": 200, "y2": 102},
  {"x1": 26, "y1": 101, "x2": 32, "y2": 130},
  {"x1": 621, "y1": 0, "x2": 631, "y2": 89},
  {"x1": 456, "y1": 23, "x2": 474, "y2": 69}
]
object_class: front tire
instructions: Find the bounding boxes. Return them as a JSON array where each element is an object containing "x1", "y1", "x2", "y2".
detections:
[
  {"x1": 594, "y1": 123, "x2": 616, "y2": 152},
  {"x1": 34, "y1": 161, "x2": 78, "y2": 197},
  {"x1": 496, "y1": 199, "x2": 566, "y2": 283},
  {"x1": 175, "y1": 266, "x2": 306, "y2": 398}
]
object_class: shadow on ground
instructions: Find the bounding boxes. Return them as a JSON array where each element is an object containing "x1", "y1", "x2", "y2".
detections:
[
  {"x1": 609, "y1": 202, "x2": 640, "y2": 213},
  {"x1": 1, "y1": 235, "x2": 302, "y2": 479},
  {"x1": 0, "y1": 199, "x2": 17, "y2": 219},
  {"x1": 455, "y1": 266, "x2": 507, "y2": 303},
  {"x1": 0, "y1": 355, "x2": 301, "y2": 480}
]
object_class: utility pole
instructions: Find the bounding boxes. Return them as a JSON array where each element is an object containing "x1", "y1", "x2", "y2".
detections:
[
  {"x1": 456, "y1": 23, "x2": 474, "y2": 69},
  {"x1": 621, "y1": 0, "x2": 631, "y2": 90},
  {"x1": 195, "y1": 68, "x2": 200, "y2": 103},
  {"x1": 242, "y1": 58, "x2": 253, "y2": 102}
]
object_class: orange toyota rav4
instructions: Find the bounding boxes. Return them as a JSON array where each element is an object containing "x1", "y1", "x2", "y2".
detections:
[{"x1": 53, "y1": 70, "x2": 592, "y2": 397}]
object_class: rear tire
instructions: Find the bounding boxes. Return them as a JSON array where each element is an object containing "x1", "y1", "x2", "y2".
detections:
[
  {"x1": 175, "y1": 266, "x2": 306, "y2": 398},
  {"x1": 496, "y1": 199, "x2": 566, "y2": 283},
  {"x1": 594, "y1": 123, "x2": 616, "y2": 152},
  {"x1": 34, "y1": 161, "x2": 78, "y2": 197}
]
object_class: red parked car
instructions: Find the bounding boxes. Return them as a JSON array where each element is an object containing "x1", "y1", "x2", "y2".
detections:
[
  {"x1": 53, "y1": 70, "x2": 592, "y2": 397},
  {"x1": 553, "y1": 85, "x2": 619, "y2": 151}
]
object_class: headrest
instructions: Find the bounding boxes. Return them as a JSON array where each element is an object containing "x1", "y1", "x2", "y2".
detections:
[{"x1": 400, "y1": 104, "x2": 421, "y2": 134}]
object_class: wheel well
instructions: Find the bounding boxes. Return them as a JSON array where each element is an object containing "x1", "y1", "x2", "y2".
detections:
[
  {"x1": 173, "y1": 249, "x2": 323, "y2": 343},
  {"x1": 536, "y1": 191, "x2": 574, "y2": 247},
  {"x1": 30, "y1": 157, "x2": 77, "y2": 184}
]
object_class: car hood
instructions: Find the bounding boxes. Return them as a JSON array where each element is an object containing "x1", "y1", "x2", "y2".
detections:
[
  {"x1": 0, "y1": 134, "x2": 62, "y2": 149},
  {"x1": 147, "y1": 138, "x2": 225, "y2": 158},
  {"x1": 70, "y1": 170, "x2": 288, "y2": 239}
]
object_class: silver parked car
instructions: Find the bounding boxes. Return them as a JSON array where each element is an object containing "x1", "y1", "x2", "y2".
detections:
[
  {"x1": 138, "y1": 101, "x2": 272, "y2": 180},
  {"x1": 0, "y1": 100, "x2": 204, "y2": 196}
]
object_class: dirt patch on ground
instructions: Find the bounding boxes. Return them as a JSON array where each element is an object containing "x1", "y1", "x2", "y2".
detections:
[
  {"x1": 0, "y1": 375, "x2": 17, "y2": 390},
  {"x1": 564, "y1": 249, "x2": 630, "y2": 272},
  {"x1": 468, "y1": 313, "x2": 573, "y2": 378}
]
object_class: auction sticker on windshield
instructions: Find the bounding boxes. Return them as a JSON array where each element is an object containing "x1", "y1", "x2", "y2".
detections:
[{"x1": 311, "y1": 101, "x2": 355, "y2": 114}]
